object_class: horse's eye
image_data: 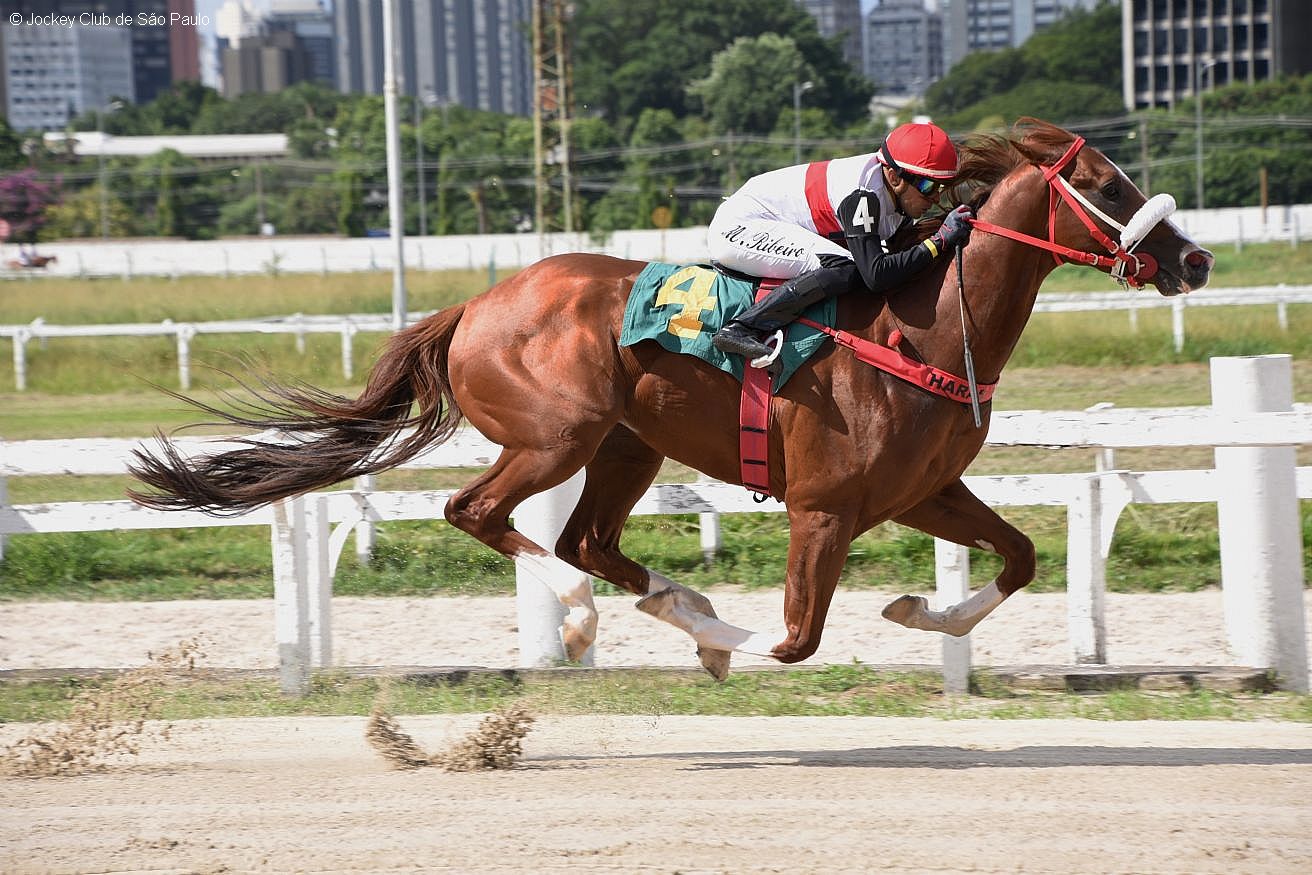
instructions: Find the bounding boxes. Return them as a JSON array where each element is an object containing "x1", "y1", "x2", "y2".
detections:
[{"x1": 1101, "y1": 182, "x2": 1120, "y2": 200}]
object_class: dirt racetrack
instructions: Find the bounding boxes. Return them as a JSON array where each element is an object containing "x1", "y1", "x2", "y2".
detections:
[{"x1": 2, "y1": 714, "x2": 1310, "y2": 874}]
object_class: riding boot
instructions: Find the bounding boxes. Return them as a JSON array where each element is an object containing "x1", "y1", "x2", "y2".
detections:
[{"x1": 712, "y1": 261, "x2": 859, "y2": 361}]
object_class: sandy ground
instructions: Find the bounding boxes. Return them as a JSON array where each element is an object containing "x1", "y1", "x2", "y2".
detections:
[
  {"x1": 1, "y1": 714, "x2": 1309, "y2": 874},
  {"x1": 6, "y1": 588, "x2": 1311, "y2": 676},
  {"x1": 3, "y1": 592, "x2": 1312, "y2": 873}
]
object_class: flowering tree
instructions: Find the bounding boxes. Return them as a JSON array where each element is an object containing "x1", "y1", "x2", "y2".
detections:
[{"x1": 0, "y1": 169, "x2": 61, "y2": 243}]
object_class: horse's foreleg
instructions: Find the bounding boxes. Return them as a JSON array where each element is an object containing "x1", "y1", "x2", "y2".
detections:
[
  {"x1": 644, "y1": 506, "x2": 858, "y2": 668},
  {"x1": 883, "y1": 479, "x2": 1036, "y2": 637},
  {"x1": 635, "y1": 573, "x2": 779, "y2": 679},
  {"x1": 768, "y1": 506, "x2": 859, "y2": 663}
]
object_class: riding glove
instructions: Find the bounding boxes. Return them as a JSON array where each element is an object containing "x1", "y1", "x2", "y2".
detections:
[{"x1": 928, "y1": 204, "x2": 975, "y2": 254}]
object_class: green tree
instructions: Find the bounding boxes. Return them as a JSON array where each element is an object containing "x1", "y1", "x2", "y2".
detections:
[
  {"x1": 589, "y1": 108, "x2": 686, "y2": 232},
  {"x1": 0, "y1": 117, "x2": 25, "y2": 169},
  {"x1": 925, "y1": 1, "x2": 1122, "y2": 129},
  {"x1": 1145, "y1": 74, "x2": 1312, "y2": 208},
  {"x1": 689, "y1": 34, "x2": 811, "y2": 134},
  {"x1": 572, "y1": 0, "x2": 871, "y2": 129},
  {"x1": 131, "y1": 150, "x2": 220, "y2": 239},
  {"x1": 43, "y1": 184, "x2": 136, "y2": 239},
  {"x1": 336, "y1": 168, "x2": 365, "y2": 237}
]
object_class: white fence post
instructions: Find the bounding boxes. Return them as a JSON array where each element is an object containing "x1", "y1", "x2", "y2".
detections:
[
  {"x1": 353, "y1": 474, "x2": 376, "y2": 564},
  {"x1": 340, "y1": 323, "x2": 357, "y2": 380},
  {"x1": 1210, "y1": 355, "x2": 1309, "y2": 691},
  {"x1": 12, "y1": 327, "x2": 29, "y2": 392},
  {"x1": 305, "y1": 494, "x2": 333, "y2": 668},
  {"x1": 1171, "y1": 296, "x2": 1186, "y2": 353},
  {"x1": 271, "y1": 496, "x2": 311, "y2": 695},
  {"x1": 697, "y1": 473, "x2": 721, "y2": 566},
  {"x1": 174, "y1": 323, "x2": 194, "y2": 391},
  {"x1": 935, "y1": 538, "x2": 972, "y2": 693},
  {"x1": 511, "y1": 472, "x2": 593, "y2": 667},
  {"x1": 1066, "y1": 473, "x2": 1107, "y2": 664}
]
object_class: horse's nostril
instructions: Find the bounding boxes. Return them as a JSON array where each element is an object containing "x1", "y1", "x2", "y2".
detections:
[{"x1": 1185, "y1": 249, "x2": 1214, "y2": 269}]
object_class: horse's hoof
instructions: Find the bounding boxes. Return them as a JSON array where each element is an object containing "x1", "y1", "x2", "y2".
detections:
[
  {"x1": 697, "y1": 647, "x2": 731, "y2": 682},
  {"x1": 561, "y1": 627, "x2": 593, "y2": 663},
  {"x1": 881, "y1": 594, "x2": 927, "y2": 628},
  {"x1": 635, "y1": 588, "x2": 676, "y2": 621}
]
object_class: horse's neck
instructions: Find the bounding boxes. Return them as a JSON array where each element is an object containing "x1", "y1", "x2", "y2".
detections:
[{"x1": 861, "y1": 168, "x2": 1059, "y2": 383}]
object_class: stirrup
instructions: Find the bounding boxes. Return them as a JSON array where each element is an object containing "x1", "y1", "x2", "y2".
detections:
[{"x1": 749, "y1": 329, "x2": 785, "y2": 369}]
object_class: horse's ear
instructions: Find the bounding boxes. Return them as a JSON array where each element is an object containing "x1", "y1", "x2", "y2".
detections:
[{"x1": 1010, "y1": 117, "x2": 1075, "y2": 166}]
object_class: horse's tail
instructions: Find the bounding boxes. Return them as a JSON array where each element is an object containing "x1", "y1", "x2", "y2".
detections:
[{"x1": 128, "y1": 303, "x2": 468, "y2": 515}]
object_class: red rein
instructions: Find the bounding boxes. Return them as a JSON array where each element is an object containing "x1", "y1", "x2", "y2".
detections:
[{"x1": 966, "y1": 136, "x2": 1158, "y2": 289}]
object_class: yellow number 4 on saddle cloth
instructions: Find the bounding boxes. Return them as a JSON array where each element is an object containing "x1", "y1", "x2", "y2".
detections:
[{"x1": 619, "y1": 262, "x2": 837, "y2": 391}]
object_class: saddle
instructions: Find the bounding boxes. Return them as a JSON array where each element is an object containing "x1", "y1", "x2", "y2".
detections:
[{"x1": 620, "y1": 261, "x2": 996, "y2": 499}]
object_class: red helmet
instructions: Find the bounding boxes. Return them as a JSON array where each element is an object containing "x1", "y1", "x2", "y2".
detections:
[{"x1": 879, "y1": 122, "x2": 958, "y2": 180}]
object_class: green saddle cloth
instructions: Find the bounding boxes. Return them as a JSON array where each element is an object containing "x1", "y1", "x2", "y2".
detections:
[{"x1": 619, "y1": 262, "x2": 836, "y2": 392}]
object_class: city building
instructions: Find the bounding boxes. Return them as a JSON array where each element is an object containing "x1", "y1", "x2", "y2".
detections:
[
  {"x1": 1122, "y1": 0, "x2": 1312, "y2": 110},
  {"x1": 796, "y1": 0, "x2": 864, "y2": 74},
  {"x1": 0, "y1": 0, "x2": 199, "y2": 124},
  {"x1": 335, "y1": 0, "x2": 532, "y2": 116},
  {"x1": 266, "y1": 0, "x2": 336, "y2": 87},
  {"x1": 1, "y1": 20, "x2": 135, "y2": 131},
  {"x1": 942, "y1": 0, "x2": 1098, "y2": 70},
  {"x1": 865, "y1": 0, "x2": 943, "y2": 95},
  {"x1": 217, "y1": 0, "x2": 335, "y2": 97}
]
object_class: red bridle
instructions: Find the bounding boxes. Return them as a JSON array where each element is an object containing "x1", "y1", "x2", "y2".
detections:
[{"x1": 967, "y1": 136, "x2": 1158, "y2": 289}]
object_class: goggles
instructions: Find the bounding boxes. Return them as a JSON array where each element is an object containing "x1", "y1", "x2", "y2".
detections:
[{"x1": 904, "y1": 174, "x2": 948, "y2": 198}]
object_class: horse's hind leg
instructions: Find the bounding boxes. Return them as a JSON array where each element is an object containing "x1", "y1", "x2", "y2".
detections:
[
  {"x1": 557, "y1": 425, "x2": 770, "y2": 680},
  {"x1": 444, "y1": 441, "x2": 607, "y2": 661},
  {"x1": 882, "y1": 478, "x2": 1036, "y2": 636}
]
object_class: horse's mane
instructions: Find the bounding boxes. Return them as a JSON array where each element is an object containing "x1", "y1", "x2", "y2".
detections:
[
  {"x1": 890, "y1": 117, "x2": 1076, "y2": 247},
  {"x1": 952, "y1": 117, "x2": 1076, "y2": 209}
]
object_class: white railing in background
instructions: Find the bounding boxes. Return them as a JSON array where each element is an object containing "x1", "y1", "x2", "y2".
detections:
[
  {"x1": 5, "y1": 285, "x2": 1311, "y2": 391},
  {"x1": 1, "y1": 357, "x2": 1308, "y2": 695},
  {"x1": 1, "y1": 204, "x2": 1306, "y2": 281}
]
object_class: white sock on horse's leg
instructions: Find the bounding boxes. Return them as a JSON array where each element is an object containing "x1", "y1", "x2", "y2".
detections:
[
  {"x1": 642, "y1": 570, "x2": 779, "y2": 656},
  {"x1": 883, "y1": 581, "x2": 1006, "y2": 637},
  {"x1": 514, "y1": 551, "x2": 598, "y2": 660}
]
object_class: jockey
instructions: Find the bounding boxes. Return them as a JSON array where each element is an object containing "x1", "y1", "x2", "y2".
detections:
[{"x1": 709, "y1": 121, "x2": 974, "y2": 362}]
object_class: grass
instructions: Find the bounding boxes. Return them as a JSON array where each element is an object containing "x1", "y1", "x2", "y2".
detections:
[
  {"x1": 2, "y1": 246, "x2": 1312, "y2": 601},
  {"x1": 2, "y1": 666, "x2": 1309, "y2": 724},
  {"x1": 1039, "y1": 237, "x2": 1311, "y2": 292}
]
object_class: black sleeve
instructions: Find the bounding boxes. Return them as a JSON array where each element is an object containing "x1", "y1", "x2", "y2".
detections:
[{"x1": 835, "y1": 189, "x2": 936, "y2": 292}]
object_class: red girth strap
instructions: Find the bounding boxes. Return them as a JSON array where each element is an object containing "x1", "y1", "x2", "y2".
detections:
[
  {"x1": 796, "y1": 317, "x2": 997, "y2": 405},
  {"x1": 804, "y1": 161, "x2": 843, "y2": 239},
  {"x1": 738, "y1": 280, "x2": 781, "y2": 496}
]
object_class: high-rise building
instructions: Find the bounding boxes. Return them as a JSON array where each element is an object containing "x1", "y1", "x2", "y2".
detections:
[
  {"x1": 334, "y1": 0, "x2": 532, "y2": 116},
  {"x1": 1123, "y1": 0, "x2": 1312, "y2": 110},
  {"x1": 266, "y1": 0, "x2": 336, "y2": 87},
  {"x1": 797, "y1": 0, "x2": 864, "y2": 74},
  {"x1": 1, "y1": 20, "x2": 135, "y2": 131},
  {"x1": 865, "y1": 0, "x2": 943, "y2": 95},
  {"x1": 943, "y1": 0, "x2": 1098, "y2": 71},
  {"x1": 0, "y1": 0, "x2": 199, "y2": 120},
  {"x1": 217, "y1": 0, "x2": 335, "y2": 96}
]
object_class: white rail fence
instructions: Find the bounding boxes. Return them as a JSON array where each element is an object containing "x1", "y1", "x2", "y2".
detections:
[
  {"x1": 2, "y1": 356, "x2": 1308, "y2": 694},
  {"x1": 5, "y1": 285, "x2": 1311, "y2": 391},
  {"x1": 2, "y1": 204, "x2": 1306, "y2": 281}
]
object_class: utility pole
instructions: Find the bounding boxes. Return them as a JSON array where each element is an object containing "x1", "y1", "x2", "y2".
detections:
[
  {"x1": 381, "y1": 0, "x2": 407, "y2": 330},
  {"x1": 532, "y1": 0, "x2": 574, "y2": 252},
  {"x1": 1195, "y1": 59, "x2": 1216, "y2": 211}
]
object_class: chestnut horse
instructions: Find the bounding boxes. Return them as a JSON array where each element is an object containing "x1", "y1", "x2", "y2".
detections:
[{"x1": 129, "y1": 120, "x2": 1213, "y2": 679}]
